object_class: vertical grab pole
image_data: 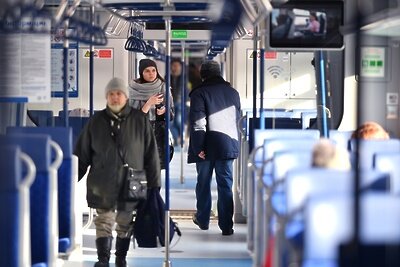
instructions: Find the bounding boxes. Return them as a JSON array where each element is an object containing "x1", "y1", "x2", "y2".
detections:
[
  {"x1": 318, "y1": 51, "x2": 329, "y2": 138},
  {"x1": 259, "y1": 47, "x2": 265, "y2": 130},
  {"x1": 163, "y1": 15, "x2": 172, "y2": 267},
  {"x1": 250, "y1": 26, "x2": 258, "y2": 150},
  {"x1": 89, "y1": 3, "x2": 95, "y2": 116},
  {"x1": 180, "y1": 41, "x2": 185, "y2": 184},
  {"x1": 62, "y1": 20, "x2": 69, "y2": 127}
]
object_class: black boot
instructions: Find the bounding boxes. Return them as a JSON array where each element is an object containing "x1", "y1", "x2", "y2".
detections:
[
  {"x1": 94, "y1": 236, "x2": 112, "y2": 267},
  {"x1": 115, "y1": 237, "x2": 131, "y2": 267}
]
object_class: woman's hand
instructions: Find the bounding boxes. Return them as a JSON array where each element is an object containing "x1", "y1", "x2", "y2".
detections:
[
  {"x1": 141, "y1": 93, "x2": 163, "y2": 113},
  {"x1": 156, "y1": 106, "x2": 166, "y2": 115}
]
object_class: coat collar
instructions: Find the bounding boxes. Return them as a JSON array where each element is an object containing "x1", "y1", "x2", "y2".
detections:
[
  {"x1": 189, "y1": 76, "x2": 230, "y2": 96},
  {"x1": 105, "y1": 103, "x2": 131, "y2": 120}
]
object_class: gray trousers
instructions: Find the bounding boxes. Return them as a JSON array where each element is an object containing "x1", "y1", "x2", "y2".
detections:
[{"x1": 95, "y1": 209, "x2": 135, "y2": 239}]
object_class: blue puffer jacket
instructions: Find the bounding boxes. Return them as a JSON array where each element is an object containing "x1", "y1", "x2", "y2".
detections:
[{"x1": 187, "y1": 75, "x2": 241, "y2": 163}]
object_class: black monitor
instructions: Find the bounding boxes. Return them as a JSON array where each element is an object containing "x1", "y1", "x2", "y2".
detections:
[{"x1": 269, "y1": 0, "x2": 344, "y2": 51}]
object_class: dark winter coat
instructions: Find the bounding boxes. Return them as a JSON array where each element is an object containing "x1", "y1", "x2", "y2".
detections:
[
  {"x1": 187, "y1": 75, "x2": 241, "y2": 163},
  {"x1": 74, "y1": 104, "x2": 161, "y2": 211}
]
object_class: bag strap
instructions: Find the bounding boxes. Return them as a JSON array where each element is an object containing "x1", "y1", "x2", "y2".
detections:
[{"x1": 103, "y1": 110, "x2": 127, "y2": 166}]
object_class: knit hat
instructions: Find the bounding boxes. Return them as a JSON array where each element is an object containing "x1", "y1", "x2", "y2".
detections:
[
  {"x1": 139, "y1": 58, "x2": 158, "y2": 76},
  {"x1": 104, "y1": 77, "x2": 128, "y2": 98},
  {"x1": 200, "y1": 60, "x2": 221, "y2": 79}
]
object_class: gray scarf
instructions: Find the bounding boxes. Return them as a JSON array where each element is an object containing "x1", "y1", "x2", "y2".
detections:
[
  {"x1": 128, "y1": 78, "x2": 165, "y2": 121},
  {"x1": 129, "y1": 79, "x2": 164, "y2": 100}
]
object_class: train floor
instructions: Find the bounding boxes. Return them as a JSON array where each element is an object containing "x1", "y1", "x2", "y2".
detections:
[{"x1": 61, "y1": 147, "x2": 252, "y2": 267}]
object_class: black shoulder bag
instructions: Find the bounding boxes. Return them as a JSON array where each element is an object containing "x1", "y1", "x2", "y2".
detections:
[{"x1": 109, "y1": 116, "x2": 147, "y2": 202}]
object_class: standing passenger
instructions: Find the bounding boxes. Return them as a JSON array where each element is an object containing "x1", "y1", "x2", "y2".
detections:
[
  {"x1": 170, "y1": 58, "x2": 184, "y2": 146},
  {"x1": 188, "y1": 60, "x2": 241, "y2": 236},
  {"x1": 129, "y1": 58, "x2": 175, "y2": 169},
  {"x1": 74, "y1": 77, "x2": 161, "y2": 267}
]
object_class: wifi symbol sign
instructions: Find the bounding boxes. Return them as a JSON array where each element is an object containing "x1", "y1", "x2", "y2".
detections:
[{"x1": 267, "y1": 66, "x2": 284, "y2": 79}]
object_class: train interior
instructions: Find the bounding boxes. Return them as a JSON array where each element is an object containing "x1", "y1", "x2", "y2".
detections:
[{"x1": 1, "y1": 0, "x2": 400, "y2": 267}]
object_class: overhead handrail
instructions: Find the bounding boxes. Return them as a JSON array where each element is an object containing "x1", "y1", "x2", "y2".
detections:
[
  {"x1": 103, "y1": 9, "x2": 129, "y2": 36},
  {"x1": 240, "y1": 0, "x2": 273, "y2": 26},
  {"x1": 66, "y1": 16, "x2": 108, "y2": 45}
]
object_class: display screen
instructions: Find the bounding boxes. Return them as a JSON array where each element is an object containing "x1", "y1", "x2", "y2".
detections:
[{"x1": 269, "y1": 1, "x2": 344, "y2": 50}]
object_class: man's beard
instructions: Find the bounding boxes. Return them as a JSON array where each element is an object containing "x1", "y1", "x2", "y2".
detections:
[{"x1": 108, "y1": 103, "x2": 125, "y2": 114}]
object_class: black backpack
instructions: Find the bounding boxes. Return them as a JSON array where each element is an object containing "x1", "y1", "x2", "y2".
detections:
[{"x1": 133, "y1": 188, "x2": 181, "y2": 247}]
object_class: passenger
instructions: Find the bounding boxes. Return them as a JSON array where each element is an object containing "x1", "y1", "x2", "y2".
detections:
[
  {"x1": 307, "y1": 12, "x2": 320, "y2": 33},
  {"x1": 188, "y1": 60, "x2": 241, "y2": 236},
  {"x1": 74, "y1": 77, "x2": 161, "y2": 267},
  {"x1": 351, "y1": 121, "x2": 390, "y2": 140},
  {"x1": 170, "y1": 58, "x2": 185, "y2": 146},
  {"x1": 129, "y1": 58, "x2": 175, "y2": 169},
  {"x1": 188, "y1": 62, "x2": 202, "y2": 90},
  {"x1": 312, "y1": 138, "x2": 351, "y2": 171}
]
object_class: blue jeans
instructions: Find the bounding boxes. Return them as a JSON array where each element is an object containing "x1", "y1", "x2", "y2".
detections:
[
  {"x1": 171, "y1": 103, "x2": 182, "y2": 144},
  {"x1": 195, "y1": 160, "x2": 234, "y2": 231}
]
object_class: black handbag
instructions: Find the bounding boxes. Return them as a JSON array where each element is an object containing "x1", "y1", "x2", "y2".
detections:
[{"x1": 122, "y1": 165, "x2": 147, "y2": 201}]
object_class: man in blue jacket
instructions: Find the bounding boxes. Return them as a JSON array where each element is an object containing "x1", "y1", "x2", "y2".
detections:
[{"x1": 188, "y1": 60, "x2": 241, "y2": 235}]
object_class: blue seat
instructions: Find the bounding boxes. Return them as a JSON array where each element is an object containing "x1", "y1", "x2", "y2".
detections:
[
  {"x1": 350, "y1": 139, "x2": 400, "y2": 170},
  {"x1": 262, "y1": 138, "x2": 318, "y2": 185},
  {"x1": 252, "y1": 137, "x2": 317, "y2": 267},
  {"x1": 54, "y1": 116, "x2": 90, "y2": 146},
  {"x1": 303, "y1": 193, "x2": 400, "y2": 267},
  {"x1": 374, "y1": 152, "x2": 400, "y2": 194},
  {"x1": 285, "y1": 168, "x2": 390, "y2": 217},
  {"x1": 7, "y1": 126, "x2": 75, "y2": 253},
  {"x1": 253, "y1": 129, "x2": 319, "y2": 167},
  {"x1": 279, "y1": 168, "x2": 390, "y2": 267},
  {"x1": 0, "y1": 134, "x2": 62, "y2": 267},
  {"x1": 28, "y1": 110, "x2": 54, "y2": 127},
  {"x1": 0, "y1": 145, "x2": 35, "y2": 267},
  {"x1": 329, "y1": 130, "x2": 353, "y2": 150}
]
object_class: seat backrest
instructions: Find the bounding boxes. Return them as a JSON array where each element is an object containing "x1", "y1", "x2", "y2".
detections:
[
  {"x1": 253, "y1": 129, "x2": 319, "y2": 165},
  {"x1": 329, "y1": 130, "x2": 353, "y2": 150},
  {"x1": 0, "y1": 145, "x2": 25, "y2": 267},
  {"x1": 272, "y1": 150, "x2": 313, "y2": 183},
  {"x1": 28, "y1": 110, "x2": 54, "y2": 127},
  {"x1": 304, "y1": 193, "x2": 400, "y2": 263},
  {"x1": 54, "y1": 116, "x2": 90, "y2": 147},
  {"x1": 286, "y1": 168, "x2": 390, "y2": 215},
  {"x1": 0, "y1": 134, "x2": 56, "y2": 266},
  {"x1": 374, "y1": 152, "x2": 400, "y2": 194},
  {"x1": 7, "y1": 127, "x2": 75, "y2": 253},
  {"x1": 350, "y1": 139, "x2": 400, "y2": 170},
  {"x1": 260, "y1": 138, "x2": 318, "y2": 188},
  {"x1": 285, "y1": 168, "x2": 353, "y2": 215}
]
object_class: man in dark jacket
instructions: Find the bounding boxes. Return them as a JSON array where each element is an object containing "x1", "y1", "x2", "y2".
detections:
[
  {"x1": 188, "y1": 60, "x2": 241, "y2": 236},
  {"x1": 74, "y1": 77, "x2": 161, "y2": 267}
]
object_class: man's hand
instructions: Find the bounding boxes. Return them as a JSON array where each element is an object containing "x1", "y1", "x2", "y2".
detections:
[{"x1": 198, "y1": 151, "x2": 206, "y2": 160}]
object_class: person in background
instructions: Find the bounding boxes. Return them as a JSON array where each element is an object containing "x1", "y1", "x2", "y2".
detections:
[
  {"x1": 307, "y1": 12, "x2": 320, "y2": 33},
  {"x1": 74, "y1": 77, "x2": 161, "y2": 267},
  {"x1": 129, "y1": 58, "x2": 175, "y2": 169},
  {"x1": 351, "y1": 121, "x2": 390, "y2": 140},
  {"x1": 312, "y1": 138, "x2": 351, "y2": 171},
  {"x1": 188, "y1": 62, "x2": 202, "y2": 90},
  {"x1": 188, "y1": 60, "x2": 241, "y2": 236},
  {"x1": 170, "y1": 58, "x2": 184, "y2": 146}
]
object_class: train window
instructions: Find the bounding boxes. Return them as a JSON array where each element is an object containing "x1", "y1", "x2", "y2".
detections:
[{"x1": 268, "y1": 0, "x2": 344, "y2": 51}]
